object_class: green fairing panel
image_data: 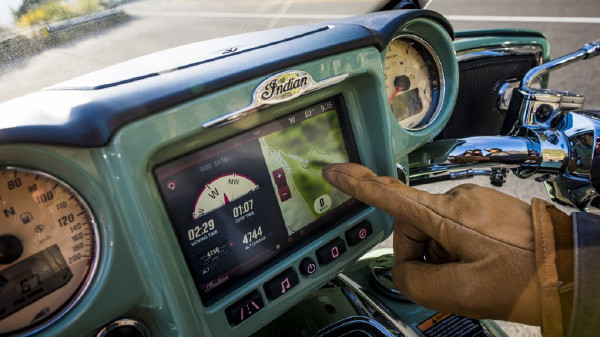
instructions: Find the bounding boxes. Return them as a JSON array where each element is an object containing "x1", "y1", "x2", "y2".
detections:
[
  {"x1": 0, "y1": 46, "x2": 401, "y2": 336},
  {"x1": 112, "y1": 47, "x2": 398, "y2": 337},
  {"x1": 454, "y1": 28, "x2": 551, "y2": 61},
  {"x1": 455, "y1": 31, "x2": 551, "y2": 87},
  {"x1": 387, "y1": 18, "x2": 459, "y2": 161},
  {"x1": 454, "y1": 30, "x2": 551, "y2": 88},
  {"x1": 0, "y1": 13, "x2": 523, "y2": 337}
]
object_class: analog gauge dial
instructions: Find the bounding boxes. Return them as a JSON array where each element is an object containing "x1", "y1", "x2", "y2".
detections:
[
  {"x1": 384, "y1": 36, "x2": 442, "y2": 130},
  {"x1": 0, "y1": 168, "x2": 98, "y2": 335},
  {"x1": 193, "y1": 173, "x2": 259, "y2": 219}
]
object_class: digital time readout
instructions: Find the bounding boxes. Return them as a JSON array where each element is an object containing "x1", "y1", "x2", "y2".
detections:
[
  {"x1": 187, "y1": 219, "x2": 216, "y2": 244},
  {"x1": 233, "y1": 199, "x2": 254, "y2": 219},
  {"x1": 154, "y1": 96, "x2": 360, "y2": 303}
]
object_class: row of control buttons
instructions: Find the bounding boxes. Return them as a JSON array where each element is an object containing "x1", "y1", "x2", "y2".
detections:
[
  {"x1": 225, "y1": 220, "x2": 373, "y2": 325},
  {"x1": 225, "y1": 269, "x2": 300, "y2": 326}
]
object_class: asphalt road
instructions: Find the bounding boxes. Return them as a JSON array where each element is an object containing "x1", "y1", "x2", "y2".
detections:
[{"x1": 430, "y1": 0, "x2": 600, "y2": 109}]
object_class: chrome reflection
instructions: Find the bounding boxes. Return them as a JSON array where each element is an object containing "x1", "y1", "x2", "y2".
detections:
[
  {"x1": 316, "y1": 316, "x2": 396, "y2": 337},
  {"x1": 456, "y1": 45, "x2": 543, "y2": 64},
  {"x1": 96, "y1": 319, "x2": 149, "y2": 337},
  {"x1": 335, "y1": 274, "x2": 420, "y2": 337}
]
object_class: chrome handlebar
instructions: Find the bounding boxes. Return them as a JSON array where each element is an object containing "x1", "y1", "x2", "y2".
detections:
[
  {"x1": 408, "y1": 40, "x2": 600, "y2": 212},
  {"x1": 522, "y1": 40, "x2": 600, "y2": 89}
]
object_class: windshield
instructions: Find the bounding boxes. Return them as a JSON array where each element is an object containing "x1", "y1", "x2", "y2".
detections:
[
  {"x1": 0, "y1": 0, "x2": 383, "y2": 103},
  {"x1": 0, "y1": 0, "x2": 599, "y2": 107}
]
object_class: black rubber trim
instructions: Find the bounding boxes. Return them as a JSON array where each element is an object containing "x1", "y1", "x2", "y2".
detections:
[{"x1": 455, "y1": 29, "x2": 546, "y2": 39}]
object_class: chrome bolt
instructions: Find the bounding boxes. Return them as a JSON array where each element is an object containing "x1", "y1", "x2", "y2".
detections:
[{"x1": 535, "y1": 104, "x2": 554, "y2": 122}]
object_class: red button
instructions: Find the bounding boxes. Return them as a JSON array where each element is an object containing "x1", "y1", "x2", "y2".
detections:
[
  {"x1": 278, "y1": 185, "x2": 291, "y2": 202},
  {"x1": 272, "y1": 168, "x2": 287, "y2": 187}
]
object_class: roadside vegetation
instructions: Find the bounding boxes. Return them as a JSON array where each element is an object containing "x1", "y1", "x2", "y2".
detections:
[{"x1": 15, "y1": 0, "x2": 103, "y2": 27}]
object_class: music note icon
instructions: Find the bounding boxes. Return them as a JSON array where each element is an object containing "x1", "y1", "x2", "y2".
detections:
[{"x1": 280, "y1": 278, "x2": 291, "y2": 294}]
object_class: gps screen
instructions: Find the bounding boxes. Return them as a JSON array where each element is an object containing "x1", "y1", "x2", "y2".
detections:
[{"x1": 154, "y1": 96, "x2": 360, "y2": 303}]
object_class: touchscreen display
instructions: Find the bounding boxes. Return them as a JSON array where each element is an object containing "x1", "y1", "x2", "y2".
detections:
[{"x1": 154, "y1": 96, "x2": 359, "y2": 303}]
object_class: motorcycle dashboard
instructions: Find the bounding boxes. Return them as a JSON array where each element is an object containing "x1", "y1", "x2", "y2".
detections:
[
  {"x1": 0, "y1": 9, "x2": 460, "y2": 337},
  {"x1": 154, "y1": 96, "x2": 362, "y2": 304}
]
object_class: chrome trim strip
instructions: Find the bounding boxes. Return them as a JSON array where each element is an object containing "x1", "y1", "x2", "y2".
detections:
[
  {"x1": 96, "y1": 319, "x2": 150, "y2": 337},
  {"x1": 202, "y1": 72, "x2": 349, "y2": 128},
  {"x1": 456, "y1": 45, "x2": 543, "y2": 63},
  {"x1": 316, "y1": 316, "x2": 395, "y2": 337},
  {"x1": 456, "y1": 44, "x2": 542, "y2": 64},
  {"x1": 336, "y1": 274, "x2": 420, "y2": 337}
]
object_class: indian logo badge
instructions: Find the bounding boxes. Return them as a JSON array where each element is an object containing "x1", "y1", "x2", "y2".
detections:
[
  {"x1": 202, "y1": 70, "x2": 348, "y2": 128},
  {"x1": 256, "y1": 70, "x2": 314, "y2": 104}
]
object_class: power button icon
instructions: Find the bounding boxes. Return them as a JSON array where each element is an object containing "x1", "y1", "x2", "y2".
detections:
[{"x1": 300, "y1": 258, "x2": 317, "y2": 276}]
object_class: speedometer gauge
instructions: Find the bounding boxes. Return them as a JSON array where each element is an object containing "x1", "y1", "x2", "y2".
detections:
[
  {"x1": 0, "y1": 168, "x2": 98, "y2": 336},
  {"x1": 384, "y1": 36, "x2": 443, "y2": 130}
]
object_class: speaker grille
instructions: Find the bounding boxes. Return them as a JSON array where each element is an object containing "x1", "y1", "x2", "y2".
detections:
[{"x1": 437, "y1": 54, "x2": 538, "y2": 139}]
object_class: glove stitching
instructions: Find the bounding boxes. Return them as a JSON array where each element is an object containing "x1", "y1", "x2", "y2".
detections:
[
  {"x1": 538, "y1": 201, "x2": 557, "y2": 334},
  {"x1": 538, "y1": 201, "x2": 549, "y2": 287},
  {"x1": 326, "y1": 168, "x2": 534, "y2": 252}
]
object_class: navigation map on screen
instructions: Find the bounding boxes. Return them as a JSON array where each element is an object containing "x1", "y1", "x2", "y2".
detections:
[{"x1": 259, "y1": 104, "x2": 351, "y2": 235}]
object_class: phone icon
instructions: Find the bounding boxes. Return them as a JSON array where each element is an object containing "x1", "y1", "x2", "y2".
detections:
[{"x1": 331, "y1": 246, "x2": 339, "y2": 259}]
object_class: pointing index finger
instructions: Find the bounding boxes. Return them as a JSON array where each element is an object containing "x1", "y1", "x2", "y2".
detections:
[{"x1": 322, "y1": 163, "x2": 444, "y2": 241}]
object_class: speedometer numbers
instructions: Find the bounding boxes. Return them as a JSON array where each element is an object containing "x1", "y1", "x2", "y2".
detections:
[
  {"x1": 0, "y1": 168, "x2": 98, "y2": 335},
  {"x1": 384, "y1": 36, "x2": 442, "y2": 130}
]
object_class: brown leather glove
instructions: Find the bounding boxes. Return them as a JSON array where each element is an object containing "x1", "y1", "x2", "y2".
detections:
[{"x1": 323, "y1": 163, "x2": 574, "y2": 337}]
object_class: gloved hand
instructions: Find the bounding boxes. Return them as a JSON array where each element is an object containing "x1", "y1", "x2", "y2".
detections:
[{"x1": 323, "y1": 163, "x2": 573, "y2": 337}]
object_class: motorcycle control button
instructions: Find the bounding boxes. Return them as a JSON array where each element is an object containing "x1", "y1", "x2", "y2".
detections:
[
  {"x1": 316, "y1": 238, "x2": 347, "y2": 265},
  {"x1": 264, "y1": 268, "x2": 299, "y2": 300},
  {"x1": 299, "y1": 258, "x2": 317, "y2": 276},
  {"x1": 226, "y1": 291, "x2": 264, "y2": 326},
  {"x1": 345, "y1": 220, "x2": 373, "y2": 246}
]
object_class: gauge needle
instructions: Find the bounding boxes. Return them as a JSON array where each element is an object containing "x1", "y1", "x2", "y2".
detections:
[
  {"x1": 388, "y1": 86, "x2": 403, "y2": 103},
  {"x1": 224, "y1": 193, "x2": 230, "y2": 204},
  {"x1": 389, "y1": 75, "x2": 411, "y2": 103}
]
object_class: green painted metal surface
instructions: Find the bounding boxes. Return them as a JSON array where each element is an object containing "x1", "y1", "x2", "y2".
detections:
[{"x1": 454, "y1": 29, "x2": 551, "y2": 63}]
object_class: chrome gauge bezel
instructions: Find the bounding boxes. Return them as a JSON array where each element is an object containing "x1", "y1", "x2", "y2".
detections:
[
  {"x1": 385, "y1": 34, "x2": 445, "y2": 131},
  {"x1": 0, "y1": 166, "x2": 100, "y2": 337}
]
